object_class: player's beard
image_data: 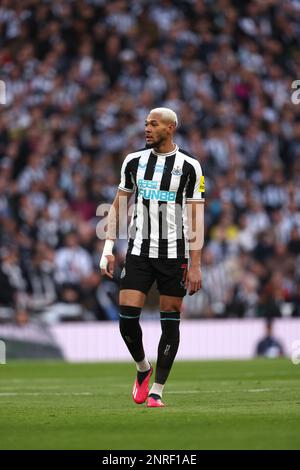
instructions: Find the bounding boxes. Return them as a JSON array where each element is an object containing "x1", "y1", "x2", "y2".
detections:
[{"x1": 145, "y1": 136, "x2": 164, "y2": 149}]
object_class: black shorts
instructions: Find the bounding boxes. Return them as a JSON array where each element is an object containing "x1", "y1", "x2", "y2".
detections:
[{"x1": 119, "y1": 254, "x2": 188, "y2": 297}]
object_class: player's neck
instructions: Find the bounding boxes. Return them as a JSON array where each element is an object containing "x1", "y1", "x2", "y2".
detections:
[{"x1": 153, "y1": 141, "x2": 176, "y2": 155}]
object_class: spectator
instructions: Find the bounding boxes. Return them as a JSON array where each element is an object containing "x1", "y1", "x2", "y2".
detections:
[
  {"x1": 255, "y1": 319, "x2": 285, "y2": 358},
  {"x1": 54, "y1": 230, "x2": 93, "y2": 285}
]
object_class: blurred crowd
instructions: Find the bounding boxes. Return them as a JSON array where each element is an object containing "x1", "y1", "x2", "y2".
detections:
[{"x1": 1, "y1": 0, "x2": 300, "y2": 324}]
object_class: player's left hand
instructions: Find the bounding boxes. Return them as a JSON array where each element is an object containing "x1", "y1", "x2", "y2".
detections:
[{"x1": 185, "y1": 266, "x2": 202, "y2": 295}]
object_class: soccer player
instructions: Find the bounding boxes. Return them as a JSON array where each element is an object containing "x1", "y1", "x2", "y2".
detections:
[{"x1": 100, "y1": 107, "x2": 205, "y2": 407}]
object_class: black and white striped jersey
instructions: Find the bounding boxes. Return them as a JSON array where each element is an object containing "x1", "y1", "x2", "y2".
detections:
[{"x1": 118, "y1": 144, "x2": 205, "y2": 259}]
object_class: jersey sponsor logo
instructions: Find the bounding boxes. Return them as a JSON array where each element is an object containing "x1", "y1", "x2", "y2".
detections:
[
  {"x1": 137, "y1": 179, "x2": 176, "y2": 201},
  {"x1": 199, "y1": 175, "x2": 205, "y2": 192},
  {"x1": 171, "y1": 166, "x2": 183, "y2": 176}
]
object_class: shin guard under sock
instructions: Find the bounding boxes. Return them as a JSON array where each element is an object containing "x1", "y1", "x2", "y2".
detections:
[{"x1": 155, "y1": 311, "x2": 180, "y2": 385}]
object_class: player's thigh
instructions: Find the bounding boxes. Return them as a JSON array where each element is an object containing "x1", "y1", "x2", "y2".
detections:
[
  {"x1": 119, "y1": 254, "x2": 155, "y2": 306},
  {"x1": 119, "y1": 289, "x2": 146, "y2": 308},
  {"x1": 160, "y1": 295, "x2": 183, "y2": 312}
]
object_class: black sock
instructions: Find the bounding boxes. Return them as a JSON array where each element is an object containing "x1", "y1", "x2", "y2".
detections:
[
  {"x1": 137, "y1": 366, "x2": 151, "y2": 385},
  {"x1": 148, "y1": 393, "x2": 161, "y2": 400},
  {"x1": 119, "y1": 306, "x2": 144, "y2": 362},
  {"x1": 155, "y1": 312, "x2": 180, "y2": 385}
]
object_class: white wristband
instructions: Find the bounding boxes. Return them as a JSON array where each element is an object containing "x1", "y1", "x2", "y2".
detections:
[{"x1": 99, "y1": 239, "x2": 115, "y2": 270}]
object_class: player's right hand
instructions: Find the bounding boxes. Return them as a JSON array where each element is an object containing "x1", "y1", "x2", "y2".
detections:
[
  {"x1": 100, "y1": 254, "x2": 115, "y2": 279},
  {"x1": 185, "y1": 265, "x2": 202, "y2": 295}
]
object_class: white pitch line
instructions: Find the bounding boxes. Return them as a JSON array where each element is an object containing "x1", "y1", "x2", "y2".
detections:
[{"x1": 168, "y1": 388, "x2": 273, "y2": 394}]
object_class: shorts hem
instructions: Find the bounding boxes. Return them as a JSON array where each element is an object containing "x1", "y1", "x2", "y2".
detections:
[
  {"x1": 158, "y1": 290, "x2": 186, "y2": 298},
  {"x1": 119, "y1": 285, "x2": 149, "y2": 295}
]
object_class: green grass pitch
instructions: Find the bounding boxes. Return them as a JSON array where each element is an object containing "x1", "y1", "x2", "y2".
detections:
[{"x1": 0, "y1": 359, "x2": 299, "y2": 450}]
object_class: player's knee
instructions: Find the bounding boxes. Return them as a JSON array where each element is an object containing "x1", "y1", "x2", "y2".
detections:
[
  {"x1": 160, "y1": 297, "x2": 182, "y2": 312},
  {"x1": 161, "y1": 304, "x2": 181, "y2": 312},
  {"x1": 119, "y1": 290, "x2": 145, "y2": 308}
]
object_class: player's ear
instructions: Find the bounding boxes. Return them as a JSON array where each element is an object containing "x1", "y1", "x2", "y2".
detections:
[{"x1": 167, "y1": 122, "x2": 175, "y2": 132}]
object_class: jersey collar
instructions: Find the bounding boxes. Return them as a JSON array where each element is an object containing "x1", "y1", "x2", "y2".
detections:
[{"x1": 152, "y1": 144, "x2": 178, "y2": 157}]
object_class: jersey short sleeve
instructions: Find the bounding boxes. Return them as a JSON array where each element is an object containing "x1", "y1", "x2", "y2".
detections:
[
  {"x1": 118, "y1": 154, "x2": 135, "y2": 193},
  {"x1": 185, "y1": 159, "x2": 205, "y2": 202}
]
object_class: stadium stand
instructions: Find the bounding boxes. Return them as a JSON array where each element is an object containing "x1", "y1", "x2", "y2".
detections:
[{"x1": 0, "y1": 0, "x2": 300, "y2": 322}]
